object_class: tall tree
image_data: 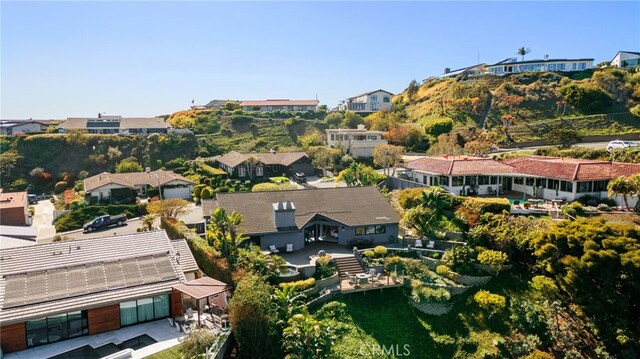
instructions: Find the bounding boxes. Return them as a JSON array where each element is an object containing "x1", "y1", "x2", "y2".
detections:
[
  {"x1": 517, "y1": 47, "x2": 531, "y2": 61},
  {"x1": 146, "y1": 198, "x2": 190, "y2": 219},
  {"x1": 372, "y1": 144, "x2": 404, "y2": 176},
  {"x1": 336, "y1": 162, "x2": 385, "y2": 187},
  {"x1": 282, "y1": 311, "x2": 334, "y2": 359},
  {"x1": 242, "y1": 156, "x2": 261, "y2": 180},
  {"x1": 207, "y1": 207, "x2": 247, "y2": 266}
]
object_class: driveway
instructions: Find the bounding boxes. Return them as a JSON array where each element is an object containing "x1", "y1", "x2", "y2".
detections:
[
  {"x1": 31, "y1": 200, "x2": 57, "y2": 243},
  {"x1": 60, "y1": 219, "x2": 144, "y2": 241},
  {"x1": 306, "y1": 176, "x2": 347, "y2": 189}
]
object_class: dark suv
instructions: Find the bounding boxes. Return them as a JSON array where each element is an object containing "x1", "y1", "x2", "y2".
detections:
[
  {"x1": 294, "y1": 172, "x2": 307, "y2": 183},
  {"x1": 28, "y1": 194, "x2": 38, "y2": 204}
]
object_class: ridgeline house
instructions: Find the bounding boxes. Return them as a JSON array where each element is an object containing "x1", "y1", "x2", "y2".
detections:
[
  {"x1": 0, "y1": 190, "x2": 31, "y2": 226},
  {"x1": 610, "y1": 51, "x2": 640, "y2": 68},
  {"x1": 337, "y1": 89, "x2": 393, "y2": 114},
  {"x1": 239, "y1": 99, "x2": 319, "y2": 112},
  {"x1": 58, "y1": 115, "x2": 171, "y2": 135},
  {"x1": 83, "y1": 170, "x2": 195, "y2": 202},
  {"x1": 401, "y1": 155, "x2": 640, "y2": 207},
  {"x1": 214, "y1": 150, "x2": 314, "y2": 179},
  {"x1": 326, "y1": 124, "x2": 387, "y2": 158},
  {"x1": 0, "y1": 231, "x2": 233, "y2": 356},
  {"x1": 486, "y1": 57, "x2": 594, "y2": 75},
  {"x1": 0, "y1": 120, "x2": 53, "y2": 136},
  {"x1": 202, "y1": 187, "x2": 400, "y2": 252}
]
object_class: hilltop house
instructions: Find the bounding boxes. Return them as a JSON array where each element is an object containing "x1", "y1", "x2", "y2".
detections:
[
  {"x1": 83, "y1": 170, "x2": 195, "y2": 202},
  {"x1": 337, "y1": 89, "x2": 393, "y2": 114},
  {"x1": 202, "y1": 187, "x2": 400, "y2": 252},
  {"x1": 214, "y1": 150, "x2": 314, "y2": 178},
  {"x1": 486, "y1": 57, "x2": 594, "y2": 75},
  {"x1": 401, "y1": 155, "x2": 640, "y2": 207},
  {"x1": 0, "y1": 190, "x2": 31, "y2": 226},
  {"x1": 0, "y1": 120, "x2": 52, "y2": 135},
  {"x1": 239, "y1": 99, "x2": 319, "y2": 112},
  {"x1": 58, "y1": 115, "x2": 171, "y2": 135},
  {"x1": 438, "y1": 64, "x2": 487, "y2": 79},
  {"x1": 0, "y1": 231, "x2": 231, "y2": 355},
  {"x1": 326, "y1": 124, "x2": 387, "y2": 157},
  {"x1": 610, "y1": 51, "x2": 640, "y2": 68}
]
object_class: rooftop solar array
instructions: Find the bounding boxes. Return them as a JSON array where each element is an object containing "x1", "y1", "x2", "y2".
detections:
[{"x1": 2, "y1": 254, "x2": 177, "y2": 309}]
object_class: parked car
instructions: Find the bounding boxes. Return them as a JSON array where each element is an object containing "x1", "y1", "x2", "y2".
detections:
[
  {"x1": 83, "y1": 214, "x2": 127, "y2": 232},
  {"x1": 27, "y1": 194, "x2": 38, "y2": 204},
  {"x1": 294, "y1": 172, "x2": 307, "y2": 183},
  {"x1": 607, "y1": 140, "x2": 638, "y2": 151}
]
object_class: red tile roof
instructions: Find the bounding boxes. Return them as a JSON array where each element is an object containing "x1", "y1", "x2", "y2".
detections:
[
  {"x1": 240, "y1": 99, "x2": 319, "y2": 107},
  {"x1": 501, "y1": 156, "x2": 640, "y2": 181},
  {"x1": 404, "y1": 156, "x2": 513, "y2": 175}
]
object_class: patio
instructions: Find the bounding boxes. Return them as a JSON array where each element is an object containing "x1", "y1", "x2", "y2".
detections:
[
  {"x1": 171, "y1": 277, "x2": 232, "y2": 335},
  {"x1": 339, "y1": 270, "x2": 404, "y2": 294},
  {"x1": 279, "y1": 241, "x2": 355, "y2": 266}
]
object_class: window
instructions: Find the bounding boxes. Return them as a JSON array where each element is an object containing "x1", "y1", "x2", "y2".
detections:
[
  {"x1": 383, "y1": 96, "x2": 390, "y2": 103},
  {"x1": 526, "y1": 177, "x2": 535, "y2": 186},
  {"x1": 593, "y1": 180, "x2": 608, "y2": 192},
  {"x1": 577, "y1": 181, "x2": 592, "y2": 193},
  {"x1": 238, "y1": 167, "x2": 246, "y2": 177},
  {"x1": 120, "y1": 295, "x2": 170, "y2": 327},
  {"x1": 547, "y1": 179, "x2": 559, "y2": 190},
  {"x1": 256, "y1": 167, "x2": 263, "y2": 176},
  {"x1": 120, "y1": 300, "x2": 138, "y2": 326},
  {"x1": 355, "y1": 227, "x2": 365, "y2": 235},
  {"x1": 478, "y1": 175, "x2": 490, "y2": 185},
  {"x1": 572, "y1": 63, "x2": 577, "y2": 70},
  {"x1": 371, "y1": 95, "x2": 378, "y2": 102},
  {"x1": 513, "y1": 177, "x2": 524, "y2": 185},
  {"x1": 375, "y1": 225, "x2": 386, "y2": 234},
  {"x1": 355, "y1": 226, "x2": 384, "y2": 236},
  {"x1": 558, "y1": 64, "x2": 566, "y2": 70},
  {"x1": 26, "y1": 311, "x2": 89, "y2": 348},
  {"x1": 548, "y1": 64, "x2": 556, "y2": 71},
  {"x1": 452, "y1": 176, "x2": 464, "y2": 187},
  {"x1": 439, "y1": 176, "x2": 449, "y2": 186},
  {"x1": 490, "y1": 176, "x2": 498, "y2": 185},
  {"x1": 137, "y1": 298, "x2": 155, "y2": 323},
  {"x1": 560, "y1": 180, "x2": 573, "y2": 192},
  {"x1": 579, "y1": 63, "x2": 587, "y2": 70}
]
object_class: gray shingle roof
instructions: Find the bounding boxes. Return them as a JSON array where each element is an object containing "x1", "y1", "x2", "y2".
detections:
[
  {"x1": 83, "y1": 170, "x2": 195, "y2": 192},
  {"x1": 212, "y1": 187, "x2": 400, "y2": 235},
  {"x1": 0, "y1": 230, "x2": 195, "y2": 324},
  {"x1": 170, "y1": 239, "x2": 199, "y2": 273},
  {"x1": 216, "y1": 151, "x2": 308, "y2": 168}
]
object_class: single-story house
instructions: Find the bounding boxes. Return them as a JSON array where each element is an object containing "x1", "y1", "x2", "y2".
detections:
[
  {"x1": 0, "y1": 191, "x2": 30, "y2": 226},
  {"x1": 401, "y1": 155, "x2": 640, "y2": 207},
  {"x1": 0, "y1": 120, "x2": 51, "y2": 135},
  {"x1": 0, "y1": 231, "x2": 219, "y2": 354},
  {"x1": 239, "y1": 99, "x2": 319, "y2": 112},
  {"x1": 610, "y1": 51, "x2": 640, "y2": 68},
  {"x1": 215, "y1": 150, "x2": 314, "y2": 179},
  {"x1": 486, "y1": 57, "x2": 594, "y2": 75},
  {"x1": 202, "y1": 186, "x2": 400, "y2": 251},
  {"x1": 58, "y1": 115, "x2": 171, "y2": 135},
  {"x1": 83, "y1": 170, "x2": 196, "y2": 201},
  {"x1": 438, "y1": 64, "x2": 487, "y2": 79}
]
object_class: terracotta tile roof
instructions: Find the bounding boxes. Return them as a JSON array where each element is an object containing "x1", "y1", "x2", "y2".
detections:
[
  {"x1": 84, "y1": 170, "x2": 195, "y2": 192},
  {"x1": 0, "y1": 191, "x2": 27, "y2": 209},
  {"x1": 240, "y1": 99, "x2": 319, "y2": 107},
  {"x1": 210, "y1": 187, "x2": 400, "y2": 235},
  {"x1": 404, "y1": 156, "x2": 513, "y2": 175},
  {"x1": 501, "y1": 156, "x2": 640, "y2": 181},
  {"x1": 216, "y1": 151, "x2": 309, "y2": 168}
]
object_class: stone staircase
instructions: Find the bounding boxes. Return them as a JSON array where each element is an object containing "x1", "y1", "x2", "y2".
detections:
[{"x1": 334, "y1": 255, "x2": 365, "y2": 276}]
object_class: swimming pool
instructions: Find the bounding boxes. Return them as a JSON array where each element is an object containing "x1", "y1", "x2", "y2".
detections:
[{"x1": 48, "y1": 334, "x2": 156, "y2": 359}]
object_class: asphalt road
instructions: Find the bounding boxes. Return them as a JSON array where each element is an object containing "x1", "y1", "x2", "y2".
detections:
[{"x1": 61, "y1": 219, "x2": 143, "y2": 240}]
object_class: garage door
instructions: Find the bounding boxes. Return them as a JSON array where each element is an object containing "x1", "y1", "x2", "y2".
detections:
[{"x1": 163, "y1": 187, "x2": 191, "y2": 199}]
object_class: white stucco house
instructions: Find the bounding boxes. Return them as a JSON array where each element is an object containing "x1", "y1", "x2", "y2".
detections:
[
  {"x1": 610, "y1": 51, "x2": 640, "y2": 68},
  {"x1": 486, "y1": 57, "x2": 594, "y2": 75},
  {"x1": 402, "y1": 155, "x2": 640, "y2": 208},
  {"x1": 326, "y1": 124, "x2": 387, "y2": 158},
  {"x1": 58, "y1": 115, "x2": 171, "y2": 135},
  {"x1": 239, "y1": 99, "x2": 319, "y2": 112},
  {"x1": 0, "y1": 120, "x2": 51, "y2": 135},
  {"x1": 338, "y1": 89, "x2": 393, "y2": 114},
  {"x1": 84, "y1": 170, "x2": 195, "y2": 202}
]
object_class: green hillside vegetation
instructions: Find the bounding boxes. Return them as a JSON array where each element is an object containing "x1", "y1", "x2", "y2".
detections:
[{"x1": 392, "y1": 67, "x2": 640, "y2": 147}]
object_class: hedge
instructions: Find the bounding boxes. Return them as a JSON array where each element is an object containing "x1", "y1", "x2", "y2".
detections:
[
  {"x1": 279, "y1": 278, "x2": 316, "y2": 292},
  {"x1": 54, "y1": 204, "x2": 147, "y2": 232},
  {"x1": 463, "y1": 197, "x2": 510, "y2": 214}
]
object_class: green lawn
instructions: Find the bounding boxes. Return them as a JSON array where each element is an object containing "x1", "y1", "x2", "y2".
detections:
[
  {"x1": 269, "y1": 176, "x2": 290, "y2": 183},
  {"x1": 145, "y1": 345, "x2": 181, "y2": 359},
  {"x1": 315, "y1": 270, "x2": 531, "y2": 358}
]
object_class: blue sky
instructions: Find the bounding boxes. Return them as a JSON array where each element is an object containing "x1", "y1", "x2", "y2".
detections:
[{"x1": 2, "y1": 1, "x2": 639, "y2": 119}]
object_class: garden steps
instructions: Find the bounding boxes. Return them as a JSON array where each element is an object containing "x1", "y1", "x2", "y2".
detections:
[{"x1": 334, "y1": 256, "x2": 365, "y2": 276}]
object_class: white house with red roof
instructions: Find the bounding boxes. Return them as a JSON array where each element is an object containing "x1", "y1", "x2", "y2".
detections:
[{"x1": 402, "y1": 155, "x2": 640, "y2": 206}]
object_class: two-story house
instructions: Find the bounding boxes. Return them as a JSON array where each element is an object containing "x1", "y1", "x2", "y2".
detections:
[
  {"x1": 337, "y1": 90, "x2": 393, "y2": 114},
  {"x1": 610, "y1": 51, "x2": 640, "y2": 68},
  {"x1": 326, "y1": 124, "x2": 387, "y2": 158}
]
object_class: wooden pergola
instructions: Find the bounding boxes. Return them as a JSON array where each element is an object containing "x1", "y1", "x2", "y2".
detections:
[{"x1": 171, "y1": 277, "x2": 231, "y2": 327}]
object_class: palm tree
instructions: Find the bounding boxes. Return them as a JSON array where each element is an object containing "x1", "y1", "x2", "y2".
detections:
[
  {"x1": 208, "y1": 208, "x2": 247, "y2": 265},
  {"x1": 140, "y1": 215, "x2": 155, "y2": 231},
  {"x1": 517, "y1": 47, "x2": 531, "y2": 61},
  {"x1": 607, "y1": 176, "x2": 633, "y2": 210}
]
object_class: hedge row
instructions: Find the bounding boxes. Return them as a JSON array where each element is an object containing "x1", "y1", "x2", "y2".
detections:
[{"x1": 54, "y1": 204, "x2": 147, "y2": 232}]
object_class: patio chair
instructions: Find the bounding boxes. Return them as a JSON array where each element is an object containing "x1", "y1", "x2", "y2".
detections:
[
  {"x1": 186, "y1": 308, "x2": 195, "y2": 318},
  {"x1": 269, "y1": 245, "x2": 280, "y2": 254},
  {"x1": 286, "y1": 243, "x2": 293, "y2": 252},
  {"x1": 369, "y1": 268, "x2": 376, "y2": 276},
  {"x1": 347, "y1": 274, "x2": 358, "y2": 285},
  {"x1": 415, "y1": 239, "x2": 423, "y2": 248},
  {"x1": 426, "y1": 240, "x2": 435, "y2": 249},
  {"x1": 181, "y1": 324, "x2": 191, "y2": 335},
  {"x1": 513, "y1": 200, "x2": 520, "y2": 206},
  {"x1": 167, "y1": 317, "x2": 175, "y2": 327},
  {"x1": 371, "y1": 273, "x2": 381, "y2": 286}
]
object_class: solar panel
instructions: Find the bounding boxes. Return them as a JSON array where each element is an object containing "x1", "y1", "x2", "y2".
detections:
[
  {"x1": 137, "y1": 256, "x2": 160, "y2": 283},
  {"x1": 2, "y1": 274, "x2": 27, "y2": 308},
  {"x1": 25, "y1": 271, "x2": 48, "y2": 304},
  {"x1": 155, "y1": 256, "x2": 177, "y2": 280},
  {"x1": 120, "y1": 259, "x2": 144, "y2": 286},
  {"x1": 46, "y1": 269, "x2": 69, "y2": 301},
  {"x1": 85, "y1": 263, "x2": 108, "y2": 293},
  {"x1": 66, "y1": 267, "x2": 88, "y2": 297},
  {"x1": 103, "y1": 261, "x2": 126, "y2": 289}
]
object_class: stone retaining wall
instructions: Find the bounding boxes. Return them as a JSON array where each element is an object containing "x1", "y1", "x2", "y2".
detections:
[
  {"x1": 423, "y1": 282, "x2": 469, "y2": 296},
  {"x1": 409, "y1": 300, "x2": 453, "y2": 316},
  {"x1": 451, "y1": 272, "x2": 492, "y2": 287}
]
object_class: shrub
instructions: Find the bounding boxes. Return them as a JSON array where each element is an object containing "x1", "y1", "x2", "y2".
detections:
[
  {"x1": 54, "y1": 181, "x2": 68, "y2": 194},
  {"x1": 314, "y1": 256, "x2": 336, "y2": 280},
  {"x1": 230, "y1": 115, "x2": 252, "y2": 125},
  {"x1": 464, "y1": 197, "x2": 510, "y2": 214},
  {"x1": 200, "y1": 187, "x2": 213, "y2": 200},
  {"x1": 597, "y1": 203, "x2": 611, "y2": 212},
  {"x1": 631, "y1": 104, "x2": 640, "y2": 118},
  {"x1": 411, "y1": 281, "x2": 451, "y2": 303},
  {"x1": 422, "y1": 117, "x2": 454, "y2": 137},
  {"x1": 115, "y1": 159, "x2": 144, "y2": 173},
  {"x1": 558, "y1": 82, "x2": 612, "y2": 113},
  {"x1": 477, "y1": 250, "x2": 508, "y2": 268},
  {"x1": 279, "y1": 278, "x2": 316, "y2": 292},
  {"x1": 522, "y1": 350, "x2": 554, "y2": 359},
  {"x1": 384, "y1": 256, "x2": 405, "y2": 273},
  {"x1": 363, "y1": 250, "x2": 375, "y2": 258},
  {"x1": 473, "y1": 290, "x2": 506, "y2": 315},
  {"x1": 252, "y1": 182, "x2": 297, "y2": 192},
  {"x1": 530, "y1": 276, "x2": 559, "y2": 297},
  {"x1": 180, "y1": 329, "x2": 218, "y2": 359},
  {"x1": 435, "y1": 264, "x2": 451, "y2": 277},
  {"x1": 373, "y1": 245, "x2": 388, "y2": 257}
]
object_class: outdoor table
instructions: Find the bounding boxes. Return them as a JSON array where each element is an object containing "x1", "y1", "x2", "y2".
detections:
[{"x1": 356, "y1": 273, "x2": 371, "y2": 286}]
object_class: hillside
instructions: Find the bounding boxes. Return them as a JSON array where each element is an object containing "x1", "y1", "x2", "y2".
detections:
[{"x1": 393, "y1": 67, "x2": 640, "y2": 145}]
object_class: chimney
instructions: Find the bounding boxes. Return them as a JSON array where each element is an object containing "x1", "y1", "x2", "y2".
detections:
[
  {"x1": 444, "y1": 67, "x2": 451, "y2": 74},
  {"x1": 273, "y1": 201, "x2": 296, "y2": 230},
  {"x1": 98, "y1": 113, "x2": 102, "y2": 118}
]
